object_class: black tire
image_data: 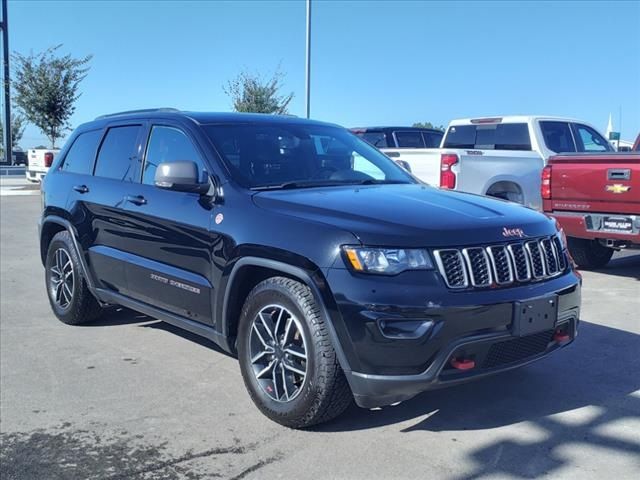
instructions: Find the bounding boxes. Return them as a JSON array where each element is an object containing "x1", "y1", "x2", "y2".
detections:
[
  {"x1": 45, "y1": 231, "x2": 103, "y2": 325},
  {"x1": 567, "y1": 237, "x2": 614, "y2": 269},
  {"x1": 237, "y1": 276, "x2": 352, "y2": 428}
]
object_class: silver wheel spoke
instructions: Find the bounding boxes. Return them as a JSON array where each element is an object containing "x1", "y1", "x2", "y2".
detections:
[
  {"x1": 282, "y1": 317, "x2": 293, "y2": 345},
  {"x1": 252, "y1": 322, "x2": 270, "y2": 349},
  {"x1": 62, "y1": 283, "x2": 73, "y2": 304},
  {"x1": 283, "y1": 361, "x2": 306, "y2": 377},
  {"x1": 259, "y1": 312, "x2": 277, "y2": 343},
  {"x1": 284, "y1": 347, "x2": 306, "y2": 361},
  {"x1": 274, "y1": 308, "x2": 285, "y2": 339},
  {"x1": 271, "y1": 363, "x2": 280, "y2": 400},
  {"x1": 251, "y1": 349, "x2": 272, "y2": 364},
  {"x1": 256, "y1": 359, "x2": 276, "y2": 379},
  {"x1": 281, "y1": 364, "x2": 289, "y2": 401}
]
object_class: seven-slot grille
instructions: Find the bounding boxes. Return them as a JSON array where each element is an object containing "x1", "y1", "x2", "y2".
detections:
[{"x1": 434, "y1": 236, "x2": 567, "y2": 289}]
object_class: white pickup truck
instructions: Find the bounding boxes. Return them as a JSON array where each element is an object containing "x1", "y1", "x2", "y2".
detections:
[
  {"x1": 361, "y1": 116, "x2": 612, "y2": 211},
  {"x1": 26, "y1": 148, "x2": 60, "y2": 182}
]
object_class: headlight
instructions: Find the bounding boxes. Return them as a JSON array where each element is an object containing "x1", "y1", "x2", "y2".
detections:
[{"x1": 342, "y1": 246, "x2": 433, "y2": 275}]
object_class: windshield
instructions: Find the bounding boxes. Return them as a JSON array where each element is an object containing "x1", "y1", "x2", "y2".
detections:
[{"x1": 204, "y1": 123, "x2": 415, "y2": 189}]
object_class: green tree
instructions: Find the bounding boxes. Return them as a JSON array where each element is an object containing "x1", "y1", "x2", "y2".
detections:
[
  {"x1": 12, "y1": 45, "x2": 92, "y2": 148},
  {"x1": 224, "y1": 68, "x2": 294, "y2": 114},
  {"x1": 0, "y1": 113, "x2": 27, "y2": 151},
  {"x1": 412, "y1": 122, "x2": 445, "y2": 132}
]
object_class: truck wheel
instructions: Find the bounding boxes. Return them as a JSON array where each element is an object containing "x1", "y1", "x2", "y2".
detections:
[
  {"x1": 567, "y1": 237, "x2": 614, "y2": 269},
  {"x1": 237, "y1": 277, "x2": 352, "y2": 428},
  {"x1": 45, "y1": 231, "x2": 103, "y2": 325}
]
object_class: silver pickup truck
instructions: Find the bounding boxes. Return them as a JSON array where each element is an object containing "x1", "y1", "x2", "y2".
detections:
[{"x1": 357, "y1": 116, "x2": 612, "y2": 211}]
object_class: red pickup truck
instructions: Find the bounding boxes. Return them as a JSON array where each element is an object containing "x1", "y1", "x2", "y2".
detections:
[{"x1": 542, "y1": 136, "x2": 640, "y2": 268}]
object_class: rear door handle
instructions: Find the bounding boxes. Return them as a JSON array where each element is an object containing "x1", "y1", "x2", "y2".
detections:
[
  {"x1": 73, "y1": 185, "x2": 89, "y2": 194},
  {"x1": 125, "y1": 194, "x2": 147, "y2": 206}
]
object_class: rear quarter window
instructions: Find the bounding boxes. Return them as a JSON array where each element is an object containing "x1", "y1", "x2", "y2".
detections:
[
  {"x1": 540, "y1": 121, "x2": 576, "y2": 153},
  {"x1": 358, "y1": 131, "x2": 388, "y2": 148},
  {"x1": 394, "y1": 131, "x2": 426, "y2": 148},
  {"x1": 60, "y1": 130, "x2": 103, "y2": 175}
]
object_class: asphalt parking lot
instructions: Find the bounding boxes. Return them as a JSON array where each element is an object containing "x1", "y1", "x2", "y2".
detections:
[{"x1": 1, "y1": 195, "x2": 639, "y2": 480}]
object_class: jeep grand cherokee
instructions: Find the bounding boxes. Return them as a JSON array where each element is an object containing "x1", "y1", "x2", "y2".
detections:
[{"x1": 39, "y1": 109, "x2": 581, "y2": 428}]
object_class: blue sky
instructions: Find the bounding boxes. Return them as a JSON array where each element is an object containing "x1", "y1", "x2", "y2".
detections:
[{"x1": 10, "y1": 0, "x2": 640, "y2": 147}]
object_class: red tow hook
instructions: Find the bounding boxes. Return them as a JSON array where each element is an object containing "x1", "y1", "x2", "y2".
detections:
[
  {"x1": 554, "y1": 330, "x2": 571, "y2": 343},
  {"x1": 451, "y1": 357, "x2": 475, "y2": 370}
]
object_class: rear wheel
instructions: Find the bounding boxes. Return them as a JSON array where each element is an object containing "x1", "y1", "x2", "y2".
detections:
[
  {"x1": 237, "y1": 277, "x2": 352, "y2": 428},
  {"x1": 45, "y1": 231, "x2": 103, "y2": 325},
  {"x1": 567, "y1": 237, "x2": 614, "y2": 269}
]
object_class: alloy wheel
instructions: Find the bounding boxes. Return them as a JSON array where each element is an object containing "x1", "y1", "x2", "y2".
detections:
[
  {"x1": 249, "y1": 304, "x2": 308, "y2": 402},
  {"x1": 49, "y1": 248, "x2": 74, "y2": 309}
]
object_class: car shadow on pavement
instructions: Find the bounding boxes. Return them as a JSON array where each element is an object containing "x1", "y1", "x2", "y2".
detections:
[
  {"x1": 588, "y1": 251, "x2": 640, "y2": 280},
  {"x1": 318, "y1": 320, "x2": 640, "y2": 477}
]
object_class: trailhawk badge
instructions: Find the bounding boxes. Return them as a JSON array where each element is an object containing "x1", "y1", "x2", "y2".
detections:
[{"x1": 502, "y1": 227, "x2": 526, "y2": 238}]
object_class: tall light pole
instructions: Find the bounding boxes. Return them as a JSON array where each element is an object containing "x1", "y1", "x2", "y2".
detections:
[
  {"x1": 305, "y1": 0, "x2": 311, "y2": 119},
  {"x1": 1, "y1": 0, "x2": 10, "y2": 163}
]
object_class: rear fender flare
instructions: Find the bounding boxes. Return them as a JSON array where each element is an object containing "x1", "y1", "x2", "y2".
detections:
[{"x1": 40, "y1": 216, "x2": 97, "y2": 293}]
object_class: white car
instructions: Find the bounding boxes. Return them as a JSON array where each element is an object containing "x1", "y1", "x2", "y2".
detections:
[
  {"x1": 27, "y1": 148, "x2": 60, "y2": 182},
  {"x1": 371, "y1": 116, "x2": 612, "y2": 211}
]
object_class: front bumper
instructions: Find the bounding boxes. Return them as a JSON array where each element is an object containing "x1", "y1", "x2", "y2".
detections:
[{"x1": 325, "y1": 267, "x2": 581, "y2": 408}]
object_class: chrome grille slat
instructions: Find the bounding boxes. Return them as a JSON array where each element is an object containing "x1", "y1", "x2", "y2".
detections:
[
  {"x1": 435, "y1": 236, "x2": 567, "y2": 290},
  {"x1": 433, "y1": 250, "x2": 468, "y2": 289},
  {"x1": 507, "y1": 243, "x2": 531, "y2": 281},
  {"x1": 540, "y1": 238, "x2": 559, "y2": 275},
  {"x1": 525, "y1": 240, "x2": 546, "y2": 278},
  {"x1": 486, "y1": 245, "x2": 514, "y2": 285},
  {"x1": 462, "y1": 248, "x2": 491, "y2": 287}
]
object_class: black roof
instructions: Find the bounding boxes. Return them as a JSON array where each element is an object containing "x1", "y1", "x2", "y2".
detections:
[{"x1": 88, "y1": 108, "x2": 338, "y2": 128}]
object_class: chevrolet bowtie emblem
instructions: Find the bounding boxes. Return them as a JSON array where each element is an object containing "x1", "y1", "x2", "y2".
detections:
[{"x1": 605, "y1": 184, "x2": 631, "y2": 194}]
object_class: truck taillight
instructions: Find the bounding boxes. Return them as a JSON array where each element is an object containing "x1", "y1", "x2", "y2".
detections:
[
  {"x1": 440, "y1": 154, "x2": 458, "y2": 189},
  {"x1": 541, "y1": 165, "x2": 552, "y2": 199},
  {"x1": 44, "y1": 152, "x2": 54, "y2": 167}
]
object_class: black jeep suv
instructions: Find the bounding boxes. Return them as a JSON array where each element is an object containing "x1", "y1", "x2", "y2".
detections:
[{"x1": 40, "y1": 109, "x2": 581, "y2": 428}]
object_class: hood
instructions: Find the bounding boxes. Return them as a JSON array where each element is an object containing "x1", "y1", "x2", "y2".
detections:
[{"x1": 252, "y1": 184, "x2": 556, "y2": 247}]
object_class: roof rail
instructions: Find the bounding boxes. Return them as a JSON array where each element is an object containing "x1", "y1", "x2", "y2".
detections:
[{"x1": 95, "y1": 108, "x2": 180, "y2": 120}]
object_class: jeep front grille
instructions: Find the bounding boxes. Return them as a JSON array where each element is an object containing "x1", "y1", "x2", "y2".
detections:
[{"x1": 434, "y1": 236, "x2": 567, "y2": 290}]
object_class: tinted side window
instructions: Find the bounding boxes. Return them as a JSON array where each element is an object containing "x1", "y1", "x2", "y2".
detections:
[
  {"x1": 142, "y1": 126, "x2": 206, "y2": 185},
  {"x1": 60, "y1": 130, "x2": 102, "y2": 174},
  {"x1": 395, "y1": 131, "x2": 426, "y2": 148},
  {"x1": 443, "y1": 123, "x2": 531, "y2": 150},
  {"x1": 423, "y1": 131, "x2": 444, "y2": 148},
  {"x1": 443, "y1": 125, "x2": 476, "y2": 148},
  {"x1": 573, "y1": 124, "x2": 612, "y2": 152},
  {"x1": 94, "y1": 126, "x2": 141, "y2": 181},
  {"x1": 540, "y1": 121, "x2": 575, "y2": 153}
]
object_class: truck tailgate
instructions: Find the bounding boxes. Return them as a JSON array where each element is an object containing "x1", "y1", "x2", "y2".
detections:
[
  {"x1": 28, "y1": 149, "x2": 46, "y2": 171},
  {"x1": 381, "y1": 148, "x2": 441, "y2": 186},
  {"x1": 548, "y1": 153, "x2": 640, "y2": 214}
]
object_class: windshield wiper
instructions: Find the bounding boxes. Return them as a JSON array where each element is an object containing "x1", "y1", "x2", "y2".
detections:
[
  {"x1": 251, "y1": 179, "x2": 412, "y2": 191},
  {"x1": 251, "y1": 180, "x2": 352, "y2": 191},
  {"x1": 353, "y1": 179, "x2": 412, "y2": 185}
]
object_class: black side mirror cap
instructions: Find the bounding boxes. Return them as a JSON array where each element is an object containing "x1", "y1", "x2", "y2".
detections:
[{"x1": 154, "y1": 161, "x2": 210, "y2": 195}]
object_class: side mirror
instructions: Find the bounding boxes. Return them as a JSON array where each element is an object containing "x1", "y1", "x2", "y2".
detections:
[{"x1": 154, "y1": 161, "x2": 211, "y2": 195}]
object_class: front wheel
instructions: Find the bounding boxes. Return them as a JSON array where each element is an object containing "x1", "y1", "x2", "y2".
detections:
[
  {"x1": 237, "y1": 277, "x2": 352, "y2": 428},
  {"x1": 567, "y1": 237, "x2": 614, "y2": 269}
]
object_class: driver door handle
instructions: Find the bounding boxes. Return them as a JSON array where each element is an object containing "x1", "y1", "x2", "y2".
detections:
[
  {"x1": 125, "y1": 194, "x2": 147, "y2": 206},
  {"x1": 73, "y1": 184, "x2": 89, "y2": 194}
]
